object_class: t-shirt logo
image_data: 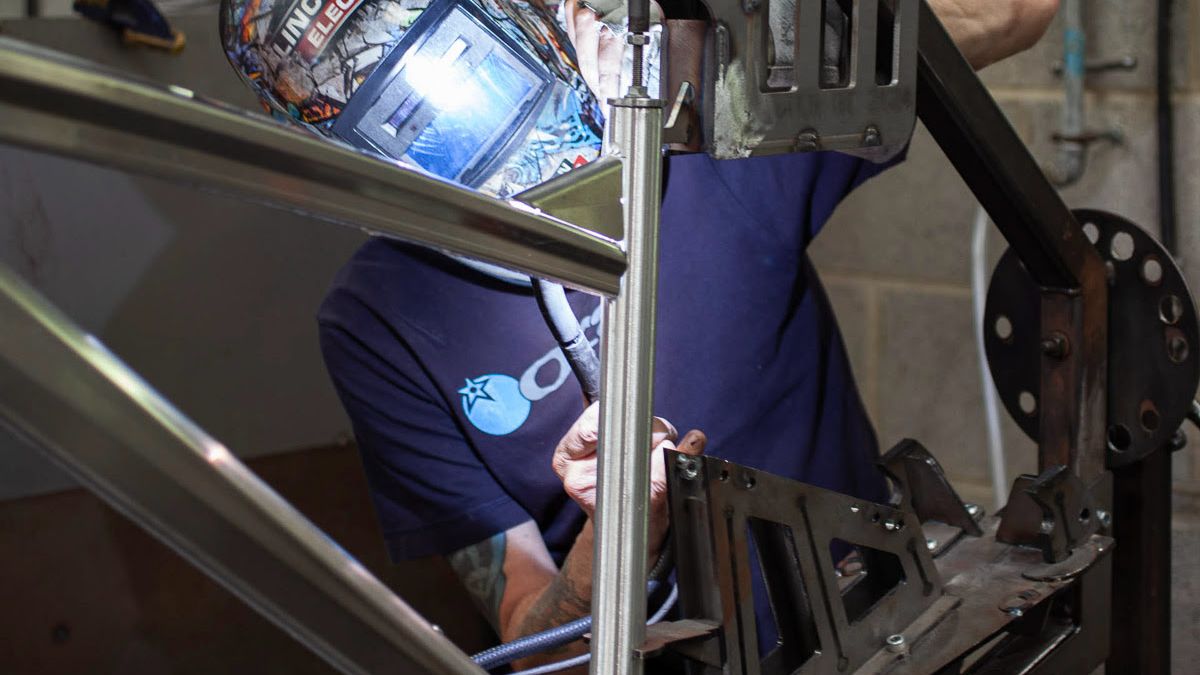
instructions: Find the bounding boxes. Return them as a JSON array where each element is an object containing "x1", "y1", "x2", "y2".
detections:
[
  {"x1": 458, "y1": 302, "x2": 602, "y2": 436},
  {"x1": 458, "y1": 374, "x2": 531, "y2": 436}
]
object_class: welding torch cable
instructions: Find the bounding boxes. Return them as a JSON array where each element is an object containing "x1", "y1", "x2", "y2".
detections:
[
  {"x1": 510, "y1": 583, "x2": 680, "y2": 675},
  {"x1": 472, "y1": 544, "x2": 675, "y2": 670},
  {"x1": 443, "y1": 256, "x2": 600, "y2": 403},
  {"x1": 531, "y1": 277, "x2": 602, "y2": 402}
]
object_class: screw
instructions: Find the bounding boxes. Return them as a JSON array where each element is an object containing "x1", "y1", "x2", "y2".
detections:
[
  {"x1": 863, "y1": 125, "x2": 882, "y2": 147},
  {"x1": 885, "y1": 634, "x2": 907, "y2": 654},
  {"x1": 965, "y1": 503, "x2": 982, "y2": 518},
  {"x1": 795, "y1": 129, "x2": 819, "y2": 152},
  {"x1": 883, "y1": 519, "x2": 903, "y2": 532},
  {"x1": 430, "y1": 624, "x2": 444, "y2": 636},
  {"x1": 1097, "y1": 509, "x2": 1112, "y2": 529},
  {"x1": 850, "y1": 504, "x2": 861, "y2": 513},
  {"x1": 1040, "y1": 332, "x2": 1070, "y2": 359},
  {"x1": 926, "y1": 538, "x2": 938, "y2": 551}
]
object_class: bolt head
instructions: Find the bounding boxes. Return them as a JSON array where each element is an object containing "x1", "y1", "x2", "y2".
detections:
[
  {"x1": 926, "y1": 538, "x2": 938, "y2": 551},
  {"x1": 676, "y1": 454, "x2": 699, "y2": 480},
  {"x1": 794, "y1": 130, "x2": 819, "y2": 152}
]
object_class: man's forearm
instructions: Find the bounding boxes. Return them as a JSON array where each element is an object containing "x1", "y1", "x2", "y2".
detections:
[{"x1": 506, "y1": 521, "x2": 594, "y2": 668}]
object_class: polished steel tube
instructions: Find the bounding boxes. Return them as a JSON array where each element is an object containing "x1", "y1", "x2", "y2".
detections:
[
  {"x1": 591, "y1": 98, "x2": 664, "y2": 675},
  {"x1": 0, "y1": 265, "x2": 484, "y2": 675},
  {"x1": 0, "y1": 37, "x2": 625, "y2": 297}
]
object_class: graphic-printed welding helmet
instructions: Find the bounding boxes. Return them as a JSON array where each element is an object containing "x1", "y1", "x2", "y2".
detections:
[{"x1": 220, "y1": 0, "x2": 606, "y2": 198}]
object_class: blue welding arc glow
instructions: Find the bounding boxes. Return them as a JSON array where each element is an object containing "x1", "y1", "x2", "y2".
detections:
[{"x1": 401, "y1": 45, "x2": 537, "y2": 180}]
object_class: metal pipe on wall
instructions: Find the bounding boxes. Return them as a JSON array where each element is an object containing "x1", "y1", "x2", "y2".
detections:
[
  {"x1": 0, "y1": 265, "x2": 484, "y2": 675},
  {"x1": 1052, "y1": 0, "x2": 1086, "y2": 186}
]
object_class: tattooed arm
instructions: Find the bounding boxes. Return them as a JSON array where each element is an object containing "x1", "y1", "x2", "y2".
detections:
[
  {"x1": 447, "y1": 404, "x2": 706, "y2": 670},
  {"x1": 447, "y1": 520, "x2": 594, "y2": 669}
]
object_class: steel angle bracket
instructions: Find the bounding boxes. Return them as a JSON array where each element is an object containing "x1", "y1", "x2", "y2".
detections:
[
  {"x1": 700, "y1": 0, "x2": 919, "y2": 158},
  {"x1": 514, "y1": 156, "x2": 624, "y2": 241},
  {"x1": 666, "y1": 451, "x2": 942, "y2": 674}
]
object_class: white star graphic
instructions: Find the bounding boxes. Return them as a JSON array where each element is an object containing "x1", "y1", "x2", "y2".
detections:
[{"x1": 458, "y1": 376, "x2": 495, "y2": 413}]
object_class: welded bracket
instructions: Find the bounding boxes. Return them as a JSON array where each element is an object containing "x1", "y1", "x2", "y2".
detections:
[
  {"x1": 666, "y1": 450, "x2": 942, "y2": 674},
  {"x1": 997, "y1": 466, "x2": 1102, "y2": 563},
  {"x1": 699, "y1": 0, "x2": 919, "y2": 158},
  {"x1": 878, "y1": 438, "x2": 983, "y2": 537}
]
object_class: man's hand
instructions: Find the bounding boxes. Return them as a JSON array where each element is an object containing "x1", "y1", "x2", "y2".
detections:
[
  {"x1": 563, "y1": 0, "x2": 624, "y2": 102},
  {"x1": 927, "y1": 0, "x2": 1060, "y2": 69},
  {"x1": 562, "y1": 0, "x2": 1059, "y2": 78},
  {"x1": 552, "y1": 402, "x2": 707, "y2": 559}
]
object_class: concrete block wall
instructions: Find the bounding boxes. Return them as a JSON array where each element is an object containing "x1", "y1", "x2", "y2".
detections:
[
  {"x1": 811, "y1": 0, "x2": 1200, "y2": 512},
  {"x1": 809, "y1": 4, "x2": 1200, "y2": 668}
]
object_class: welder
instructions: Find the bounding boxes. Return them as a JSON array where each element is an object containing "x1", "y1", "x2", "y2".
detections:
[{"x1": 222, "y1": 0, "x2": 1061, "y2": 671}]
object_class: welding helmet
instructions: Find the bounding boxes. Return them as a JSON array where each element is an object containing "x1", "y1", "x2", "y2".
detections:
[{"x1": 220, "y1": 0, "x2": 606, "y2": 197}]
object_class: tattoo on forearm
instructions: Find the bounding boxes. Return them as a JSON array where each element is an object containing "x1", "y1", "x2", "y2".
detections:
[
  {"x1": 448, "y1": 532, "x2": 507, "y2": 630},
  {"x1": 516, "y1": 568, "x2": 590, "y2": 653}
]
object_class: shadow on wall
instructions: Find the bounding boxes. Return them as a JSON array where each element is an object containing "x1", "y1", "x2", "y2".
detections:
[{"x1": 0, "y1": 443, "x2": 495, "y2": 674}]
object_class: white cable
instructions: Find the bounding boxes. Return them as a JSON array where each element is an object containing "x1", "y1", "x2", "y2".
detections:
[
  {"x1": 511, "y1": 584, "x2": 679, "y2": 674},
  {"x1": 972, "y1": 205, "x2": 1009, "y2": 510},
  {"x1": 648, "y1": 583, "x2": 679, "y2": 624}
]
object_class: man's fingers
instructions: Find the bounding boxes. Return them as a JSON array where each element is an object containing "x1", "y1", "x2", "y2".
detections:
[
  {"x1": 558, "y1": 402, "x2": 600, "y2": 460},
  {"x1": 596, "y1": 27, "x2": 622, "y2": 102},
  {"x1": 676, "y1": 430, "x2": 707, "y2": 457},
  {"x1": 563, "y1": 0, "x2": 578, "y2": 46},
  {"x1": 651, "y1": 416, "x2": 678, "y2": 448},
  {"x1": 572, "y1": 8, "x2": 601, "y2": 97}
]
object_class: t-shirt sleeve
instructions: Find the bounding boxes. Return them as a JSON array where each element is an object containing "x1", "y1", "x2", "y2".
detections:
[
  {"x1": 318, "y1": 300, "x2": 531, "y2": 560},
  {"x1": 700, "y1": 147, "x2": 906, "y2": 254}
]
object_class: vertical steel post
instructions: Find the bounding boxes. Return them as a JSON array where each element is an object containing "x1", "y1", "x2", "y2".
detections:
[
  {"x1": 1108, "y1": 446, "x2": 1172, "y2": 674},
  {"x1": 591, "y1": 69, "x2": 664, "y2": 675}
]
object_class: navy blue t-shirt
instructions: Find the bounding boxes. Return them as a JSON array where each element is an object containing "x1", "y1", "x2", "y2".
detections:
[{"x1": 317, "y1": 151, "x2": 893, "y2": 649}]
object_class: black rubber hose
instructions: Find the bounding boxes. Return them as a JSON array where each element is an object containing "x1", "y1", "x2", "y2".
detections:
[
  {"x1": 531, "y1": 278, "x2": 602, "y2": 403},
  {"x1": 1157, "y1": 0, "x2": 1177, "y2": 253}
]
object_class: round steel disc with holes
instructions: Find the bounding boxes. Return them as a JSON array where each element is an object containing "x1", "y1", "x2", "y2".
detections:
[{"x1": 984, "y1": 209, "x2": 1200, "y2": 466}]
